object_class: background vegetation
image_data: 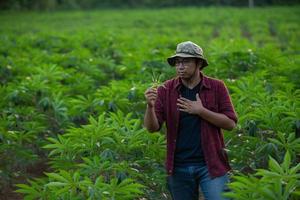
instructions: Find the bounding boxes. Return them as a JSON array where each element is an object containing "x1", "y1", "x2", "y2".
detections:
[
  {"x1": 0, "y1": 5, "x2": 299, "y2": 200},
  {"x1": 0, "y1": 0, "x2": 300, "y2": 10}
]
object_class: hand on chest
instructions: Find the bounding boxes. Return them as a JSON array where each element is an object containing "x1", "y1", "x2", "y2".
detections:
[{"x1": 179, "y1": 84, "x2": 218, "y2": 112}]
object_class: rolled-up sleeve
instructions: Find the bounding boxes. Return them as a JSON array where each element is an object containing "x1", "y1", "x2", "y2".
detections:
[
  {"x1": 218, "y1": 81, "x2": 238, "y2": 123},
  {"x1": 154, "y1": 86, "x2": 165, "y2": 129}
]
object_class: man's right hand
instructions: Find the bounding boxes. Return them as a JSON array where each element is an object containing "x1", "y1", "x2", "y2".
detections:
[{"x1": 144, "y1": 87, "x2": 158, "y2": 108}]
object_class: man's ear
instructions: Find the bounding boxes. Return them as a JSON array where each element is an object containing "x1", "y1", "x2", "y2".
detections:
[{"x1": 197, "y1": 59, "x2": 203, "y2": 69}]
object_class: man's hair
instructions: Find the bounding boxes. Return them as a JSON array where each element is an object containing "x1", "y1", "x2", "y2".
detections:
[{"x1": 196, "y1": 58, "x2": 203, "y2": 69}]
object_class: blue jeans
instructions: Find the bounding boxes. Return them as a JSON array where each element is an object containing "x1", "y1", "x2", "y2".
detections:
[{"x1": 167, "y1": 163, "x2": 230, "y2": 200}]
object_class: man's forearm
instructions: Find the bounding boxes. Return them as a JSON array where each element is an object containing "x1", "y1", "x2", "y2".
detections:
[
  {"x1": 144, "y1": 105, "x2": 160, "y2": 132},
  {"x1": 198, "y1": 108, "x2": 236, "y2": 130}
]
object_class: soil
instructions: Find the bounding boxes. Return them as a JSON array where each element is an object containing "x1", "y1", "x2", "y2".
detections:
[{"x1": 0, "y1": 160, "x2": 50, "y2": 200}]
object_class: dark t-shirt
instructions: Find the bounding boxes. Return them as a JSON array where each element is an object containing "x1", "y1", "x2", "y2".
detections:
[{"x1": 174, "y1": 81, "x2": 204, "y2": 167}]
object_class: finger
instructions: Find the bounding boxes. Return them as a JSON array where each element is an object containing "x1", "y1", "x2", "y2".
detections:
[
  {"x1": 146, "y1": 92, "x2": 157, "y2": 96},
  {"x1": 150, "y1": 87, "x2": 158, "y2": 91},
  {"x1": 146, "y1": 96, "x2": 156, "y2": 102},
  {"x1": 146, "y1": 94, "x2": 157, "y2": 99},
  {"x1": 146, "y1": 96, "x2": 157, "y2": 102},
  {"x1": 196, "y1": 93, "x2": 200, "y2": 100},
  {"x1": 179, "y1": 108, "x2": 188, "y2": 112},
  {"x1": 148, "y1": 98, "x2": 156, "y2": 102},
  {"x1": 177, "y1": 98, "x2": 189, "y2": 104},
  {"x1": 177, "y1": 101, "x2": 187, "y2": 108},
  {"x1": 177, "y1": 102, "x2": 188, "y2": 109},
  {"x1": 179, "y1": 97, "x2": 190, "y2": 102},
  {"x1": 146, "y1": 88, "x2": 157, "y2": 93},
  {"x1": 145, "y1": 90, "x2": 157, "y2": 96}
]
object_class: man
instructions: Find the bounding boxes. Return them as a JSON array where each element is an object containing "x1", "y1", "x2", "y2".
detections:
[{"x1": 144, "y1": 41, "x2": 238, "y2": 200}]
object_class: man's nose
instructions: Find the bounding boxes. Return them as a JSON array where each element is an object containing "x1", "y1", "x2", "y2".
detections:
[{"x1": 178, "y1": 62, "x2": 185, "y2": 69}]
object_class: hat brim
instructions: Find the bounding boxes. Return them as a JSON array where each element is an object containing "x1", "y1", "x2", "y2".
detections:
[{"x1": 167, "y1": 53, "x2": 208, "y2": 69}]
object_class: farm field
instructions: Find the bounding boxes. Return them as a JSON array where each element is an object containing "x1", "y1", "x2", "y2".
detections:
[{"x1": 0, "y1": 6, "x2": 299, "y2": 200}]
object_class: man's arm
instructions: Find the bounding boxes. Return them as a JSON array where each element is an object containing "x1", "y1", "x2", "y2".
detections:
[
  {"x1": 144, "y1": 87, "x2": 161, "y2": 132},
  {"x1": 144, "y1": 104, "x2": 160, "y2": 132},
  {"x1": 197, "y1": 107, "x2": 236, "y2": 130},
  {"x1": 177, "y1": 94, "x2": 236, "y2": 130}
]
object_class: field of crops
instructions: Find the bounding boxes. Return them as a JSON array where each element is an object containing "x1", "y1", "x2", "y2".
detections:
[{"x1": 0, "y1": 6, "x2": 299, "y2": 200}]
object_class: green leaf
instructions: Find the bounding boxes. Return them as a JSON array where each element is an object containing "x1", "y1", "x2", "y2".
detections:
[
  {"x1": 268, "y1": 138, "x2": 283, "y2": 146},
  {"x1": 46, "y1": 172, "x2": 68, "y2": 183},
  {"x1": 290, "y1": 163, "x2": 300, "y2": 175},
  {"x1": 282, "y1": 151, "x2": 291, "y2": 172},
  {"x1": 269, "y1": 156, "x2": 284, "y2": 174},
  {"x1": 260, "y1": 187, "x2": 277, "y2": 199},
  {"x1": 46, "y1": 182, "x2": 68, "y2": 187},
  {"x1": 15, "y1": 184, "x2": 39, "y2": 194}
]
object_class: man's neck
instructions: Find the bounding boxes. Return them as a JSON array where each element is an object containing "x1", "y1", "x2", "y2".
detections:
[{"x1": 181, "y1": 71, "x2": 202, "y2": 89}]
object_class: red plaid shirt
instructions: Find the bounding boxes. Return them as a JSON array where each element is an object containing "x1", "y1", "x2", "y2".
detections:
[{"x1": 155, "y1": 72, "x2": 238, "y2": 178}]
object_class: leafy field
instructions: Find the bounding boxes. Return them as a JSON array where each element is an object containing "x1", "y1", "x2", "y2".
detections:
[{"x1": 0, "y1": 6, "x2": 299, "y2": 200}]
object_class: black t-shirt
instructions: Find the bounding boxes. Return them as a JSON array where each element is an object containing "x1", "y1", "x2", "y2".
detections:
[{"x1": 174, "y1": 81, "x2": 204, "y2": 167}]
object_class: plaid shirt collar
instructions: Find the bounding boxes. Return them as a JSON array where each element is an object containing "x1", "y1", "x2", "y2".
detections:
[{"x1": 174, "y1": 71, "x2": 211, "y2": 91}]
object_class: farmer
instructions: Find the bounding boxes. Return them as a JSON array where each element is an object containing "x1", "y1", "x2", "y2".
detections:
[{"x1": 144, "y1": 41, "x2": 238, "y2": 200}]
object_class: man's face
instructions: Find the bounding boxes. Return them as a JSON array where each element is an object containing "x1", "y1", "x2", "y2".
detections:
[{"x1": 174, "y1": 57, "x2": 199, "y2": 79}]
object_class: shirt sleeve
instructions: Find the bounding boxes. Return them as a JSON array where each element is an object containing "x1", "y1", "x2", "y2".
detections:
[
  {"x1": 154, "y1": 85, "x2": 165, "y2": 130},
  {"x1": 217, "y1": 81, "x2": 238, "y2": 123}
]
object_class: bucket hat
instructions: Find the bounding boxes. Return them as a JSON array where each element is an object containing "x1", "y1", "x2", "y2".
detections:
[{"x1": 167, "y1": 41, "x2": 208, "y2": 69}]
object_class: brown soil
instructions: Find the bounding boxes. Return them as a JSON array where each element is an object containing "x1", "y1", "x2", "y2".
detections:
[
  {"x1": 0, "y1": 160, "x2": 50, "y2": 200},
  {"x1": 0, "y1": 187, "x2": 23, "y2": 200}
]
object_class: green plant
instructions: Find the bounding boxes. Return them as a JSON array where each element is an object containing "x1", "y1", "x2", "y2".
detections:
[
  {"x1": 224, "y1": 151, "x2": 300, "y2": 200},
  {"x1": 16, "y1": 111, "x2": 165, "y2": 199}
]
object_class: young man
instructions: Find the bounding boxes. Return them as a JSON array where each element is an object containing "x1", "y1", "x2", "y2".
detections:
[{"x1": 144, "y1": 41, "x2": 238, "y2": 200}]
